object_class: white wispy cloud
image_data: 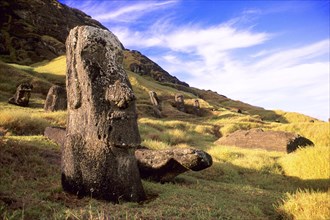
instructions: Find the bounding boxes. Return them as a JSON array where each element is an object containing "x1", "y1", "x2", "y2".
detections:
[
  {"x1": 62, "y1": 0, "x2": 329, "y2": 120},
  {"x1": 63, "y1": 0, "x2": 178, "y2": 23}
]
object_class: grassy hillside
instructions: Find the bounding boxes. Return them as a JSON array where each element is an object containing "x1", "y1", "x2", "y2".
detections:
[{"x1": 0, "y1": 56, "x2": 329, "y2": 219}]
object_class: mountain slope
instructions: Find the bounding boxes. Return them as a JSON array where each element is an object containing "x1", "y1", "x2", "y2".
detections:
[{"x1": 0, "y1": 0, "x2": 107, "y2": 64}]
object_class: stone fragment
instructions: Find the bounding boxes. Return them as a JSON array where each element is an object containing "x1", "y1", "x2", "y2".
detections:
[
  {"x1": 62, "y1": 26, "x2": 145, "y2": 202},
  {"x1": 215, "y1": 128, "x2": 314, "y2": 153},
  {"x1": 44, "y1": 85, "x2": 67, "y2": 111},
  {"x1": 135, "y1": 147, "x2": 213, "y2": 182},
  {"x1": 8, "y1": 83, "x2": 33, "y2": 107},
  {"x1": 175, "y1": 94, "x2": 185, "y2": 112}
]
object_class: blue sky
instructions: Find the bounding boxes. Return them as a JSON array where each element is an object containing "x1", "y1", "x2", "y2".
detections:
[{"x1": 60, "y1": 0, "x2": 329, "y2": 121}]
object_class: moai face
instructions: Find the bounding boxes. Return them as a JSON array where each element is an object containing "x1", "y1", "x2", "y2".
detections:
[{"x1": 176, "y1": 95, "x2": 184, "y2": 103}]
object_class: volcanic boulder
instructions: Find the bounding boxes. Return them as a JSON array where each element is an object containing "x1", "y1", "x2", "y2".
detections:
[
  {"x1": 216, "y1": 128, "x2": 314, "y2": 153},
  {"x1": 62, "y1": 26, "x2": 145, "y2": 202}
]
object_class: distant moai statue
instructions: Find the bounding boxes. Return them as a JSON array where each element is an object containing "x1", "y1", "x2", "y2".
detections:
[
  {"x1": 8, "y1": 82, "x2": 33, "y2": 107},
  {"x1": 175, "y1": 94, "x2": 185, "y2": 112},
  {"x1": 63, "y1": 26, "x2": 145, "y2": 202},
  {"x1": 44, "y1": 85, "x2": 67, "y2": 111},
  {"x1": 148, "y1": 91, "x2": 162, "y2": 118},
  {"x1": 193, "y1": 99, "x2": 201, "y2": 116}
]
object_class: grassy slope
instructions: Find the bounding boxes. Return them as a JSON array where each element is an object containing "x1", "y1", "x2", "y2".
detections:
[{"x1": 0, "y1": 56, "x2": 329, "y2": 219}]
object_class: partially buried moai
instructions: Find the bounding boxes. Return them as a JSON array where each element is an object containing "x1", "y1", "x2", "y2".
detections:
[
  {"x1": 62, "y1": 26, "x2": 145, "y2": 202},
  {"x1": 193, "y1": 99, "x2": 201, "y2": 116},
  {"x1": 148, "y1": 90, "x2": 162, "y2": 118},
  {"x1": 175, "y1": 94, "x2": 185, "y2": 112},
  {"x1": 8, "y1": 82, "x2": 33, "y2": 107},
  {"x1": 44, "y1": 85, "x2": 67, "y2": 111}
]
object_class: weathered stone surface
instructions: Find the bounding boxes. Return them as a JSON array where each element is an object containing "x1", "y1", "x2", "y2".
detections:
[
  {"x1": 135, "y1": 148, "x2": 213, "y2": 182},
  {"x1": 215, "y1": 128, "x2": 314, "y2": 153},
  {"x1": 44, "y1": 85, "x2": 67, "y2": 111},
  {"x1": 44, "y1": 126, "x2": 66, "y2": 147},
  {"x1": 175, "y1": 94, "x2": 185, "y2": 112},
  {"x1": 8, "y1": 82, "x2": 33, "y2": 107},
  {"x1": 63, "y1": 26, "x2": 145, "y2": 202}
]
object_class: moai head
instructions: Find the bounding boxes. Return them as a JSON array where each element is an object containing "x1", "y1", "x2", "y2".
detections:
[
  {"x1": 194, "y1": 99, "x2": 200, "y2": 108},
  {"x1": 175, "y1": 94, "x2": 184, "y2": 103},
  {"x1": 8, "y1": 82, "x2": 33, "y2": 106},
  {"x1": 66, "y1": 25, "x2": 140, "y2": 148}
]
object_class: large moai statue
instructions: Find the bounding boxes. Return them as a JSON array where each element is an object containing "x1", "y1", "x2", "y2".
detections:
[
  {"x1": 8, "y1": 82, "x2": 33, "y2": 107},
  {"x1": 175, "y1": 94, "x2": 185, "y2": 112},
  {"x1": 63, "y1": 26, "x2": 145, "y2": 202},
  {"x1": 44, "y1": 85, "x2": 67, "y2": 111}
]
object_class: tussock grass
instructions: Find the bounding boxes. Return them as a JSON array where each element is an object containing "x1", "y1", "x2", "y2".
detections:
[
  {"x1": 276, "y1": 189, "x2": 330, "y2": 220},
  {"x1": 0, "y1": 109, "x2": 49, "y2": 135},
  {"x1": 279, "y1": 145, "x2": 330, "y2": 180},
  {"x1": 209, "y1": 145, "x2": 284, "y2": 174},
  {"x1": 272, "y1": 122, "x2": 329, "y2": 147}
]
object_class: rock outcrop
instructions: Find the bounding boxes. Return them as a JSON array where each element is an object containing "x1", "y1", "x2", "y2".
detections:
[
  {"x1": 124, "y1": 49, "x2": 189, "y2": 87},
  {"x1": 215, "y1": 128, "x2": 314, "y2": 153},
  {"x1": 0, "y1": 0, "x2": 107, "y2": 64},
  {"x1": 44, "y1": 85, "x2": 67, "y2": 111},
  {"x1": 62, "y1": 26, "x2": 145, "y2": 202},
  {"x1": 8, "y1": 82, "x2": 33, "y2": 106},
  {"x1": 135, "y1": 147, "x2": 213, "y2": 182}
]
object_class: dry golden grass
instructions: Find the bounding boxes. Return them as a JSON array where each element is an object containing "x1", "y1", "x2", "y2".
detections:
[
  {"x1": 279, "y1": 145, "x2": 330, "y2": 180},
  {"x1": 276, "y1": 189, "x2": 330, "y2": 220}
]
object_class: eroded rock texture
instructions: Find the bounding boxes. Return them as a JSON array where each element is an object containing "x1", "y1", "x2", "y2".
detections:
[
  {"x1": 62, "y1": 26, "x2": 145, "y2": 202},
  {"x1": 8, "y1": 82, "x2": 33, "y2": 107},
  {"x1": 216, "y1": 128, "x2": 314, "y2": 153},
  {"x1": 44, "y1": 85, "x2": 67, "y2": 111},
  {"x1": 135, "y1": 147, "x2": 213, "y2": 182}
]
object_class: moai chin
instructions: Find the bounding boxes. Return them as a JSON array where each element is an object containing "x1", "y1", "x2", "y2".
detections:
[{"x1": 62, "y1": 26, "x2": 145, "y2": 202}]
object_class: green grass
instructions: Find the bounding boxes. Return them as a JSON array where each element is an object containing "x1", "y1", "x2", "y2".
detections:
[{"x1": 0, "y1": 56, "x2": 329, "y2": 219}]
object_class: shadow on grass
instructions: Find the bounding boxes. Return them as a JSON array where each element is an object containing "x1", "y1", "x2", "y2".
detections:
[{"x1": 1, "y1": 136, "x2": 328, "y2": 219}]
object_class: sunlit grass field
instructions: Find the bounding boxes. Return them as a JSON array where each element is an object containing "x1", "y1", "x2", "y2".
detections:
[{"x1": 0, "y1": 57, "x2": 329, "y2": 219}]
